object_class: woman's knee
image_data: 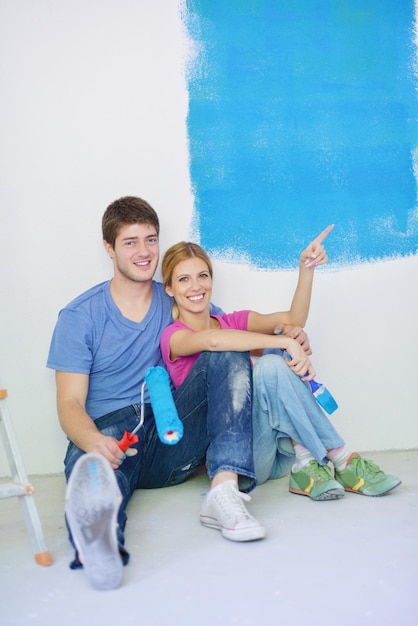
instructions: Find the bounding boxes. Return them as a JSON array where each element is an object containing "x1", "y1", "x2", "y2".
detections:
[
  {"x1": 253, "y1": 353, "x2": 289, "y2": 384},
  {"x1": 211, "y1": 350, "x2": 251, "y2": 368}
]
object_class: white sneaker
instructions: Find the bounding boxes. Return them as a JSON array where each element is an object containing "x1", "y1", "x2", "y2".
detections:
[
  {"x1": 65, "y1": 453, "x2": 123, "y2": 591},
  {"x1": 200, "y1": 480, "x2": 266, "y2": 542}
]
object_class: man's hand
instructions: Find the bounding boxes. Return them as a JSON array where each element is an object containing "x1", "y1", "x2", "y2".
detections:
[
  {"x1": 275, "y1": 324, "x2": 312, "y2": 355},
  {"x1": 92, "y1": 434, "x2": 138, "y2": 470}
]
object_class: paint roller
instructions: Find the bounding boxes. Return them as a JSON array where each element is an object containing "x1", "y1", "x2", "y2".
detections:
[{"x1": 118, "y1": 366, "x2": 183, "y2": 452}]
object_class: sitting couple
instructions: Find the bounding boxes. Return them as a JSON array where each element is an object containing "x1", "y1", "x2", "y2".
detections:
[{"x1": 47, "y1": 196, "x2": 400, "y2": 590}]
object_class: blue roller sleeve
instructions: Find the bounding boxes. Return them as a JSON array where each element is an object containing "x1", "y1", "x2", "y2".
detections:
[{"x1": 145, "y1": 366, "x2": 184, "y2": 445}]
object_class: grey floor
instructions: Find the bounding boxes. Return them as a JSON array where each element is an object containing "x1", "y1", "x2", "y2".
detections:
[{"x1": 1, "y1": 449, "x2": 417, "y2": 626}]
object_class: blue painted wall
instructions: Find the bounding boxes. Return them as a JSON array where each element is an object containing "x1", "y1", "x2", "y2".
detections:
[{"x1": 183, "y1": 0, "x2": 418, "y2": 268}]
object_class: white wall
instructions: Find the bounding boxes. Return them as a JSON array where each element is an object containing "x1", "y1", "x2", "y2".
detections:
[{"x1": 0, "y1": 1, "x2": 417, "y2": 476}]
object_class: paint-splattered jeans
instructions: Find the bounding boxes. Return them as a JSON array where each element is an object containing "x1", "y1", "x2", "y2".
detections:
[
  {"x1": 252, "y1": 352, "x2": 345, "y2": 484},
  {"x1": 64, "y1": 350, "x2": 256, "y2": 555}
]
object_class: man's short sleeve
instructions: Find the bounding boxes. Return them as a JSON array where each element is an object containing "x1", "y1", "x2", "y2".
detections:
[{"x1": 47, "y1": 308, "x2": 94, "y2": 374}]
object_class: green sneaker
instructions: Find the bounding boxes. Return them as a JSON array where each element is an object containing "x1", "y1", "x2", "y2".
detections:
[
  {"x1": 289, "y1": 460, "x2": 345, "y2": 501},
  {"x1": 334, "y1": 453, "x2": 401, "y2": 496}
]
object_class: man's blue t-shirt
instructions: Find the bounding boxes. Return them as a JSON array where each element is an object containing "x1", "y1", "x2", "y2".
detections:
[
  {"x1": 47, "y1": 280, "x2": 223, "y2": 420},
  {"x1": 47, "y1": 280, "x2": 173, "y2": 419}
]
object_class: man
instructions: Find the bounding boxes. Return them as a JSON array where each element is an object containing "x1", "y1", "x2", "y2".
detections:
[{"x1": 49, "y1": 196, "x2": 312, "y2": 590}]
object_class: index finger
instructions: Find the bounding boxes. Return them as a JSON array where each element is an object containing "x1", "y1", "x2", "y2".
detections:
[{"x1": 313, "y1": 224, "x2": 334, "y2": 245}]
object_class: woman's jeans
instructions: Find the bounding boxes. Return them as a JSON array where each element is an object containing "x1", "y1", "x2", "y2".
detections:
[
  {"x1": 64, "y1": 350, "x2": 256, "y2": 553},
  {"x1": 252, "y1": 352, "x2": 345, "y2": 484}
]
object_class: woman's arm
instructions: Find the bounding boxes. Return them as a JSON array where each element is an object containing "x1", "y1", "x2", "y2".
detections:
[
  {"x1": 247, "y1": 225, "x2": 334, "y2": 333},
  {"x1": 169, "y1": 329, "x2": 315, "y2": 378}
]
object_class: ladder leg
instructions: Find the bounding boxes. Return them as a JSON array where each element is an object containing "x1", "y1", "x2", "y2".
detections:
[
  {"x1": 20, "y1": 494, "x2": 53, "y2": 565},
  {"x1": 0, "y1": 390, "x2": 52, "y2": 566}
]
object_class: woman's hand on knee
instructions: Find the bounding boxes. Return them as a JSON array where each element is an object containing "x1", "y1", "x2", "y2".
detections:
[{"x1": 284, "y1": 341, "x2": 316, "y2": 380}]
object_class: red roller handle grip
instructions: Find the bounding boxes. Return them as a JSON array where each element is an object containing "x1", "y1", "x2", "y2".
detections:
[{"x1": 118, "y1": 431, "x2": 139, "y2": 452}]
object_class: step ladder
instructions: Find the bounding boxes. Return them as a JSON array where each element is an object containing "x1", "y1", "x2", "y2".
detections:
[{"x1": 0, "y1": 388, "x2": 52, "y2": 566}]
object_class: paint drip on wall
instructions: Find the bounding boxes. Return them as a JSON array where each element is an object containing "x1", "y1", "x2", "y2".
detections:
[{"x1": 181, "y1": 0, "x2": 418, "y2": 269}]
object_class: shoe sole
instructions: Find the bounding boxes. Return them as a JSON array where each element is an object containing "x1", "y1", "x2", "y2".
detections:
[
  {"x1": 340, "y1": 479, "x2": 402, "y2": 497},
  {"x1": 65, "y1": 453, "x2": 123, "y2": 591},
  {"x1": 289, "y1": 486, "x2": 345, "y2": 501},
  {"x1": 200, "y1": 516, "x2": 266, "y2": 541}
]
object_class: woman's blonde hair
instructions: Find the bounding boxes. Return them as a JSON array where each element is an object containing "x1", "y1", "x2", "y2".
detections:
[{"x1": 162, "y1": 241, "x2": 213, "y2": 320}]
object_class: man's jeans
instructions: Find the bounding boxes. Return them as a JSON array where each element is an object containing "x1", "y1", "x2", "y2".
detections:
[
  {"x1": 252, "y1": 352, "x2": 345, "y2": 484},
  {"x1": 64, "y1": 350, "x2": 256, "y2": 553}
]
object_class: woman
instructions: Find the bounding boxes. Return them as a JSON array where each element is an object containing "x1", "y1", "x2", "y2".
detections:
[{"x1": 161, "y1": 229, "x2": 401, "y2": 503}]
